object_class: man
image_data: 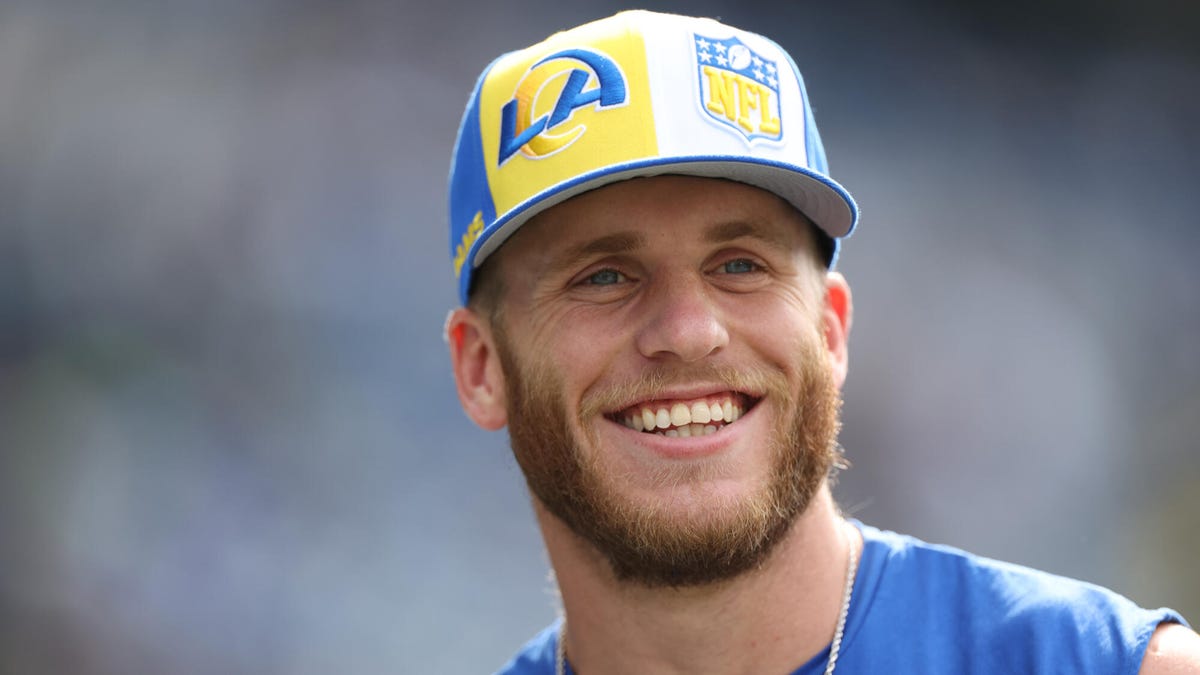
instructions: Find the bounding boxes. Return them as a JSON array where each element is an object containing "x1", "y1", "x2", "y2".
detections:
[{"x1": 444, "y1": 10, "x2": 1198, "y2": 674}]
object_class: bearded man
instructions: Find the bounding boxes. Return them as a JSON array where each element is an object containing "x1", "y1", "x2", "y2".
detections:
[{"x1": 443, "y1": 10, "x2": 1198, "y2": 674}]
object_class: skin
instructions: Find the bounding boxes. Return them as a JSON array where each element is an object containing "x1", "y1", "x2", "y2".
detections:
[
  {"x1": 461, "y1": 176, "x2": 845, "y2": 529},
  {"x1": 447, "y1": 175, "x2": 1200, "y2": 674},
  {"x1": 1141, "y1": 623, "x2": 1200, "y2": 674}
]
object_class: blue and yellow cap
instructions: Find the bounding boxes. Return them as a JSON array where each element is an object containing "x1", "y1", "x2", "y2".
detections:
[{"x1": 448, "y1": 10, "x2": 858, "y2": 304}]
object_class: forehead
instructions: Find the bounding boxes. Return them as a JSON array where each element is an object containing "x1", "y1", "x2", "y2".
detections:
[{"x1": 498, "y1": 175, "x2": 816, "y2": 262}]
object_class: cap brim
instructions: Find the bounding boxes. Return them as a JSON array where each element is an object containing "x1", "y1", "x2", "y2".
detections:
[{"x1": 469, "y1": 155, "x2": 858, "y2": 271}]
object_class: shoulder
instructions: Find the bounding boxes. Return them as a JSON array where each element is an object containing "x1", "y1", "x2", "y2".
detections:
[
  {"x1": 1139, "y1": 622, "x2": 1200, "y2": 674},
  {"x1": 493, "y1": 621, "x2": 559, "y2": 675},
  {"x1": 860, "y1": 523, "x2": 1114, "y2": 611},
  {"x1": 856, "y1": 523, "x2": 1190, "y2": 673},
  {"x1": 862, "y1": 523, "x2": 1174, "y2": 622}
]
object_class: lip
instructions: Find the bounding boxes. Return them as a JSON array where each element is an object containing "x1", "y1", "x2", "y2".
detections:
[
  {"x1": 601, "y1": 399, "x2": 759, "y2": 461},
  {"x1": 602, "y1": 386, "x2": 761, "y2": 431},
  {"x1": 606, "y1": 383, "x2": 762, "y2": 414}
]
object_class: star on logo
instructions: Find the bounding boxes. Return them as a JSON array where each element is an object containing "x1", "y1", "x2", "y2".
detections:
[
  {"x1": 752, "y1": 55, "x2": 763, "y2": 69},
  {"x1": 715, "y1": 53, "x2": 728, "y2": 67},
  {"x1": 699, "y1": 51, "x2": 712, "y2": 63},
  {"x1": 767, "y1": 74, "x2": 777, "y2": 88},
  {"x1": 753, "y1": 67, "x2": 764, "y2": 81},
  {"x1": 695, "y1": 37, "x2": 710, "y2": 51},
  {"x1": 766, "y1": 63, "x2": 776, "y2": 76},
  {"x1": 713, "y1": 42, "x2": 727, "y2": 55}
]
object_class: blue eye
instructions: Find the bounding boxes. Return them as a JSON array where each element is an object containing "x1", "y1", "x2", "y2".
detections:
[
  {"x1": 722, "y1": 259, "x2": 759, "y2": 274},
  {"x1": 586, "y1": 269, "x2": 625, "y2": 285}
]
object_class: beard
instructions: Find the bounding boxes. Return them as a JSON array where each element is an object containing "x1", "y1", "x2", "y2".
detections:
[{"x1": 495, "y1": 325, "x2": 843, "y2": 589}]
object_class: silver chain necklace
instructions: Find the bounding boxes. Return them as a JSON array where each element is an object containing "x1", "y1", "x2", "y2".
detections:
[{"x1": 555, "y1": 524, "x2": 859, "y2": 675}]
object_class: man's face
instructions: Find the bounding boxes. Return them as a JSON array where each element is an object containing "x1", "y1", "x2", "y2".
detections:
[{"x1": 483, "y1": 176, "x2": 844, "y2": 587}]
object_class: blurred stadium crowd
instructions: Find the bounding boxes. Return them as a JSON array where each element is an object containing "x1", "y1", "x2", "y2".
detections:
[{"x1": 1, "y1": 1, "x2": 1196, "y2": 672}]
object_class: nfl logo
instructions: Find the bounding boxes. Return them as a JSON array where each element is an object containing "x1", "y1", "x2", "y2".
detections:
[{"x1": 694, "y1": 34, "x2": 784, "y2": 143}]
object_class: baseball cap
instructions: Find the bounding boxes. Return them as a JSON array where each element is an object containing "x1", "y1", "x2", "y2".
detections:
[{"x1": 448, "y1": 9, "x2": 858, "y2": 305}]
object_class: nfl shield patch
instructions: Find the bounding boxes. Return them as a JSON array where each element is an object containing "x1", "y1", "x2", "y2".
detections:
[{"x1": 694, "y1": 33, "x2": 783, "y2": 143}]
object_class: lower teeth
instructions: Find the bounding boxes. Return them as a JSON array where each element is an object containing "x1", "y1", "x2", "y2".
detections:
[{"x1": 653, "y1": 423, "x2": 723, "y2": 437}]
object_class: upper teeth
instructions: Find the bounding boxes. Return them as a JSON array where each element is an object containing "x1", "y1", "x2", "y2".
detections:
[{"x1": 620, "y1": 397, "x2": 742, "y2": 435}]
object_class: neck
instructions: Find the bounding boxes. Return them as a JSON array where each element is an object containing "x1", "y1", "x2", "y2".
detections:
[{"x1": 536, "y1": 484, "x2": 861, "y2": 675}]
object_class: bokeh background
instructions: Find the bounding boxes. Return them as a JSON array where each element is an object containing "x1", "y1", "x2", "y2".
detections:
[{"x1": 2, "y1": 0, "x2": 1197, "y2": 672}]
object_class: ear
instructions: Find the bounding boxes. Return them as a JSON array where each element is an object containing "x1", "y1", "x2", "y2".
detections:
[
  {"x1": 445, "y1": 307, "x2": 508, "y2": 430},
  {"x1": 821, "y1": 272, "x2": 853, "y2": 389}
]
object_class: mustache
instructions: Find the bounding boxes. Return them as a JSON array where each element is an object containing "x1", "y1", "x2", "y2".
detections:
[{"x1": 578, "y1": 362, "x2": 793, "y2": 421}]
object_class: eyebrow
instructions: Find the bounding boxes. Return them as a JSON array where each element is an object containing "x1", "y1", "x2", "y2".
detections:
[
  {"x1": 544, "y1": 220, "x2": 794, "y2": 277},
  {"x1": 548, "y1": 231, "x2": 646, "y2": 276},
  {"x1": 703, "y1": 220, "x2": 793, "y2": 250}
]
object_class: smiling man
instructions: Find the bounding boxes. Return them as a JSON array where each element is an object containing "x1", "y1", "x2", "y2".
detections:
[{"x1": 444, "y1": 10, "x2": 1198, "y2": 675}]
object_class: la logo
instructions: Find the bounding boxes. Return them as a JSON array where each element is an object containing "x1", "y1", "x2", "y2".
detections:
[{"x1": 497, "y1": 48, "x2": 627, "y2": 164}]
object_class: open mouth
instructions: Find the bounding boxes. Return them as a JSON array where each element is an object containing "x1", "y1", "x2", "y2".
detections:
[{"x1": 606, "y1": 392, "x2": 758, "y2": 438}]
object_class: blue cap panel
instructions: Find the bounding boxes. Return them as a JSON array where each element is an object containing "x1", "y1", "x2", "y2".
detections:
[{"x1": 448, "y1": 60, "x2": 500, "y2": 303}]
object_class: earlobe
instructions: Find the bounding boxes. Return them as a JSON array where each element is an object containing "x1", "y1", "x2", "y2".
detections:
[
  {"x1": 446, "y1": 307, "x2": 508, "y2": 430},
  {"x1": 822, "y1": 272, "x2": 853, "y2": 388}
]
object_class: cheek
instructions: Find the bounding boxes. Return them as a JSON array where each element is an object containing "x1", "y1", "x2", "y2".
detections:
[
  {"x1": 530, "y1": 306, "x2": 631, "y2": 375},
  {"x1": 727, "y1": 294, "x2": 822, "y2": 356}
]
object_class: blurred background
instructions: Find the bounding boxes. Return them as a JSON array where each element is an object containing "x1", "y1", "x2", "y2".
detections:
[{"x1": 1, "y1": 0, "x2": 1197, "y2": 672}]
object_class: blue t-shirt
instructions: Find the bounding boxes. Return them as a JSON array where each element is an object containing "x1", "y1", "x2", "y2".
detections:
[{"x1": 495, "y1": 522, "x2": 1187, "y2": 674}]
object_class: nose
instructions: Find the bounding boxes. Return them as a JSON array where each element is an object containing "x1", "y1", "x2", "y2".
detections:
[{"x1": 634, "y1": 273, "x2": 729, "y2": 362}]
